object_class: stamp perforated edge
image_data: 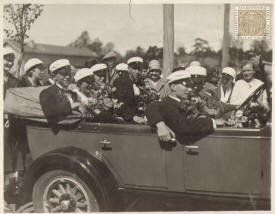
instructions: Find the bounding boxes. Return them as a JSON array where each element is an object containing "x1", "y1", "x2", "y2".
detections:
[{"x1": 234, "y1": 5, "x2": 271, "y2": 40}]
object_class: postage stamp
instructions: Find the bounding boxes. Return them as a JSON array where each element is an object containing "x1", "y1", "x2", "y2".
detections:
[{"x1": 234, "y1": 5, "x2": 271, "y2": 40}]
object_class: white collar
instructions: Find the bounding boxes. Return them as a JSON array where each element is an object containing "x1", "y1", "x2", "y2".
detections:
[
  {"x1": 27, "y1": 76, "x2": 35, "y2": 86},
  {"x1": 168, "y1": 95, "x2": 181, "y2": 102},
  {"x1": 56, "y1": 83, "x2": 65, "y2": 90}
]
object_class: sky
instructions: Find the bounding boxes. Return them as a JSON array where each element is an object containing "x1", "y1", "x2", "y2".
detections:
[{"x1": 5, "y1": 3, "x2": 272, "y2": 55}]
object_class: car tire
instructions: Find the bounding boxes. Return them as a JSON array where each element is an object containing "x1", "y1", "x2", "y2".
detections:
[{"x1": 32, "y1": 170, "x2": 102, "y2": 212}]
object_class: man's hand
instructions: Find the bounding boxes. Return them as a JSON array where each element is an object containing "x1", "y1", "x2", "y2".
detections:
[
  {"x1": 156, "y1": 121, "x2": 176, "y2": 142},
  {"x1": 133, "y1": 115, "x2": 145, "y2": 124},
  {"x1": 213, "y1": 118, "x2": 225, "y2": 127},
  {"x1": 78, "y1": 104, "x2": 86, "y2": 115}
]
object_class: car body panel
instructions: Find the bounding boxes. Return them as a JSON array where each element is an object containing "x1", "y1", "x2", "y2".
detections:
[{"x1": 26, "y1": 121, "x2": 271, "y2": 205}]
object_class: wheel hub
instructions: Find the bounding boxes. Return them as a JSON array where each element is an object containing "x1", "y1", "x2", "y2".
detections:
[
  {"x1": 43, "y1": 177, "x2": 92, "y2": 212},
  {"x1": 59, "y1": 194, "x2": 76, "y2": 211}
]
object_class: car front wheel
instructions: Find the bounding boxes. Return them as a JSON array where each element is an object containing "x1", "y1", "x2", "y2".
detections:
[{"x1": 32, "y1": 170, "x2": 100, "y2": 212}]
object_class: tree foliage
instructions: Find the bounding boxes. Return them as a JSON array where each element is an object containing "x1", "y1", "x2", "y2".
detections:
[
  {"x1": 4, "y1": 4, "x2": 44, "y2": 52},
  {"x1": 68, "y1": 31, "x2": 116, "y2": 58}
]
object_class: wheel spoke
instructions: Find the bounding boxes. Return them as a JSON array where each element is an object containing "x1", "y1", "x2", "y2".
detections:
[
  {"x1": 75, "y1": 192, "x2": 83, "y2": 201},
  {"x1": 49, "y1": 197, "x2": 59, "y2": 204},
  {"x1": 66, "y1": 183, "x2": 71, "y2": 194},
  {"x1": 75, "y1": 208, "x2": 82, "y2": 212},
  {"x1": 76, "y1": 202, "x2": 87, "y2": 208},
  {"x1": 51, "y1": 205, "x2": 61, "y2": 212},
  {"x1": 52, "y1": 189, "x2": 62, "y2": 198},
  {"x1": 58, "y1": 184, "x2": 66, "y2": 194},
  {"x1": 71, "y1": 187, "x2": 77, "y2": 196}
]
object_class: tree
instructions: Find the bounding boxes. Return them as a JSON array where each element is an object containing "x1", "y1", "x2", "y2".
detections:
[
  {"x1": 250, "y1": 40, "x2": 269, "y2": 55},
  {"x1": 229, "y1": 34, "x2": 244, "y2": 66},
  {"x1": 68, "y1": 31, "x2": 92, "y2": 48},
  {"x1": 191, "y1": 38, "x2": 212, "y2": 63},
  {"x1": 177, "y1": 47, "x2": 186, "y2": 56},
  {"x1": 4, "y1": 4, "x2": 44, "y2": 52}
]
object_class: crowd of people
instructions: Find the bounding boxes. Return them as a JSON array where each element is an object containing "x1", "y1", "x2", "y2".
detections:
[{"x1": 3, "y1": 46, "x2": 271, "y2": 176}]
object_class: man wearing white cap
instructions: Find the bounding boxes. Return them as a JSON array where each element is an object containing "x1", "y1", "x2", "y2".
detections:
[
  {"x1": 189, "y1": 60, "x2": 201, "y2": 67},
  {"x1": 90, "y1": 63, "x2": 108, "y2": 89},
  {"x1": 109, "y1": 63, "x2": 128, "y2": 85},
  {"x1": 103, "y1": 50, "x2": 117, "y2": 83},
  {"x1": 145, "y1": 70, "x2": 224, "y2": 142},
  {"x1": 40, "y1": 59, "x2": 84, "y2": 125},
  {"x1": 74, "y1": 68, "x2": 96, "y2": 99},
  {"x1": 3, "y1": 47, "x2": 19, "y2": 98},
  {"x1": 19, "y1": 58, "x2": 44, "y2": 87},
  {"x1": 230, "y1": 62, "x2": 268, "y2": 109},
  {"x1": 112, "y1": 57, "x2": 145, "y2": 123}
]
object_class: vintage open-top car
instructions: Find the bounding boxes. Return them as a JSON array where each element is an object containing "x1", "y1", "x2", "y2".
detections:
[{"x1": 4, "y1": 86, "x2": 271, "y2": 212}]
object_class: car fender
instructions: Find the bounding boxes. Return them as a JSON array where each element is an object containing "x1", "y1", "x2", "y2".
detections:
[{"x1": 21, "y1": 146, "x2": 118, "y2": 206}]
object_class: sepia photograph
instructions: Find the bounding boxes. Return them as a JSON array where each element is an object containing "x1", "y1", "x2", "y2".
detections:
[{"x1": 2, "y1": 1, "x2": 272, "y2": 212}]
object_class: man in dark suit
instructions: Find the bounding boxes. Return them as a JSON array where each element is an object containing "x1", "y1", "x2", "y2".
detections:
[
  {"x1": 112, "y1": 57, "x2": 145, "y2": 123},
  {"x1": 145, "y1": 70, "x2": 224, "y2": 143},
  {"x1": 40, "y1": 59, "x2": 84, "y2": 125},
  {"x1": 19, "y1": 58, "x2": 44, "y2": 87},
  {"x1": 103, "y1": 51, "x2": 117, "y2": 84}
]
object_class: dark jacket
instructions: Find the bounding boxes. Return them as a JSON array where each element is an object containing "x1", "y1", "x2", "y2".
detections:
[
  {"x1": 4, "y1": 74, "x2": 19, "y2": 99},
  {"x1": 113, "y1": 74, "x2": 138, "y2": 121},
  {"x1": 39, "y1": 84, "x2": 72, "y2": 124},
  {"x1": 145, "y1": 96, "x2": 214, "y2": 143},
  {"x1": 18, "y1": 75, "x2": 40, "y2": 87}
]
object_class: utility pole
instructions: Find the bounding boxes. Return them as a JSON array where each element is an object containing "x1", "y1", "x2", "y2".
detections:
[
  {"x1": 222, "y1": 4, "x2": 230, "y2": 70},
  {"x1": 163, "y1": 4, "x2": 174, "y2": 78}
]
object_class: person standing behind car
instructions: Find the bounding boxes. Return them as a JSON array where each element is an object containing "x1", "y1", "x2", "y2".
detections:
[
  {"x1": 145, "y1": 59, "x2": 169, "y2": 99},
  {"x1": 40, "y1": 59, "x2": 85, "y2": 125},
  {"x1": 112, "y1": 57, "x2": 145, "y2": 124},
  {"x1": 3, "y1": 47, "x2": 19, "y2": 98},
  {"x1": 103, "y1": 50, "x2": 117, "y2": 84},
  {"x1": 19, "y1": 58, "x2": 44, "y2": 87}
]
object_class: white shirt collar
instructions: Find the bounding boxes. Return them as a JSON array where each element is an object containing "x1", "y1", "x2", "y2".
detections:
[{"x1": 168, "y1": 95, "x2": 181, "y2": 102}]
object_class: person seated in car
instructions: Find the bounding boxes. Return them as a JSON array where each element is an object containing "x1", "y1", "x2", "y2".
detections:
[
  {"x1": 144, "y1": 59, "x2": 169, "y2": 99},
  {"x1": 90, "y1": 63, "x2": 108, "y2": 90},
  {"x1": 230, "y1": 61, "x2": 269, "y2": 110},
  {"x1": 185, "y1": 65, "x2": 217, "y2": 94},
  {"x1": 145, "y1": 70, "x2": 224, "y2": 143},
  {"x1": 19, "y1": 58, "x2": 44, "y2": 87},
  {"x1": 39, "y1": 59, "x2": 85, "y2": 125},
  {"x1": 109, "y1": 63, "x2": 129, "y2": 85},
  {"x1": 185, "y1": 65, "x2": 223, "y2": 117},
  {"x1": 112, "y1": 57, "x2": 145, "y2": 124},
  {"x1": 215, "y1": 67, "x2": 239, "y2": 112},
  {"x1": 74, "y1": 68, "x2": 97, "y2": 100}
]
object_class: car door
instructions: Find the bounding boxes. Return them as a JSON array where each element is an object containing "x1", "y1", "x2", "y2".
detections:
[
  {"x1": 182, "y1": 126, "x2": 271, "y2": 198},
  {"x1": 96, "y1": 123, "x2": 168, "y2": 190}
]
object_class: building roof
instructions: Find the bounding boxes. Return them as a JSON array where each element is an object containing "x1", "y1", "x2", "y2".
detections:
[{"x1": 4, "y1": 39, "x2": 98, "y2": 58}]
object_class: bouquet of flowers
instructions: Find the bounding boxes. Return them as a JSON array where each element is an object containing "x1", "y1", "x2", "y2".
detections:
[
  {"x1": 225, "y1": 102, "x2": 268, "y2": 128},
  {"x1": 184, "y1": 89, "x2": 222, "y2": 119},
  {"x1": 83, "y1": 82, "x2": 124, "y2": 121},
  {"x1": 135, "y1": 80, "x2": 160, "y2": 117}
]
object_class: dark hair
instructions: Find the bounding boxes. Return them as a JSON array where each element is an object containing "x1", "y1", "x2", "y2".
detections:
[
  {"x1": 76, "y1": 75, "x2": 94, "y2": 87},
  {"x1": 26, "y1": 63, "x2": 43, "y2": 77}
]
